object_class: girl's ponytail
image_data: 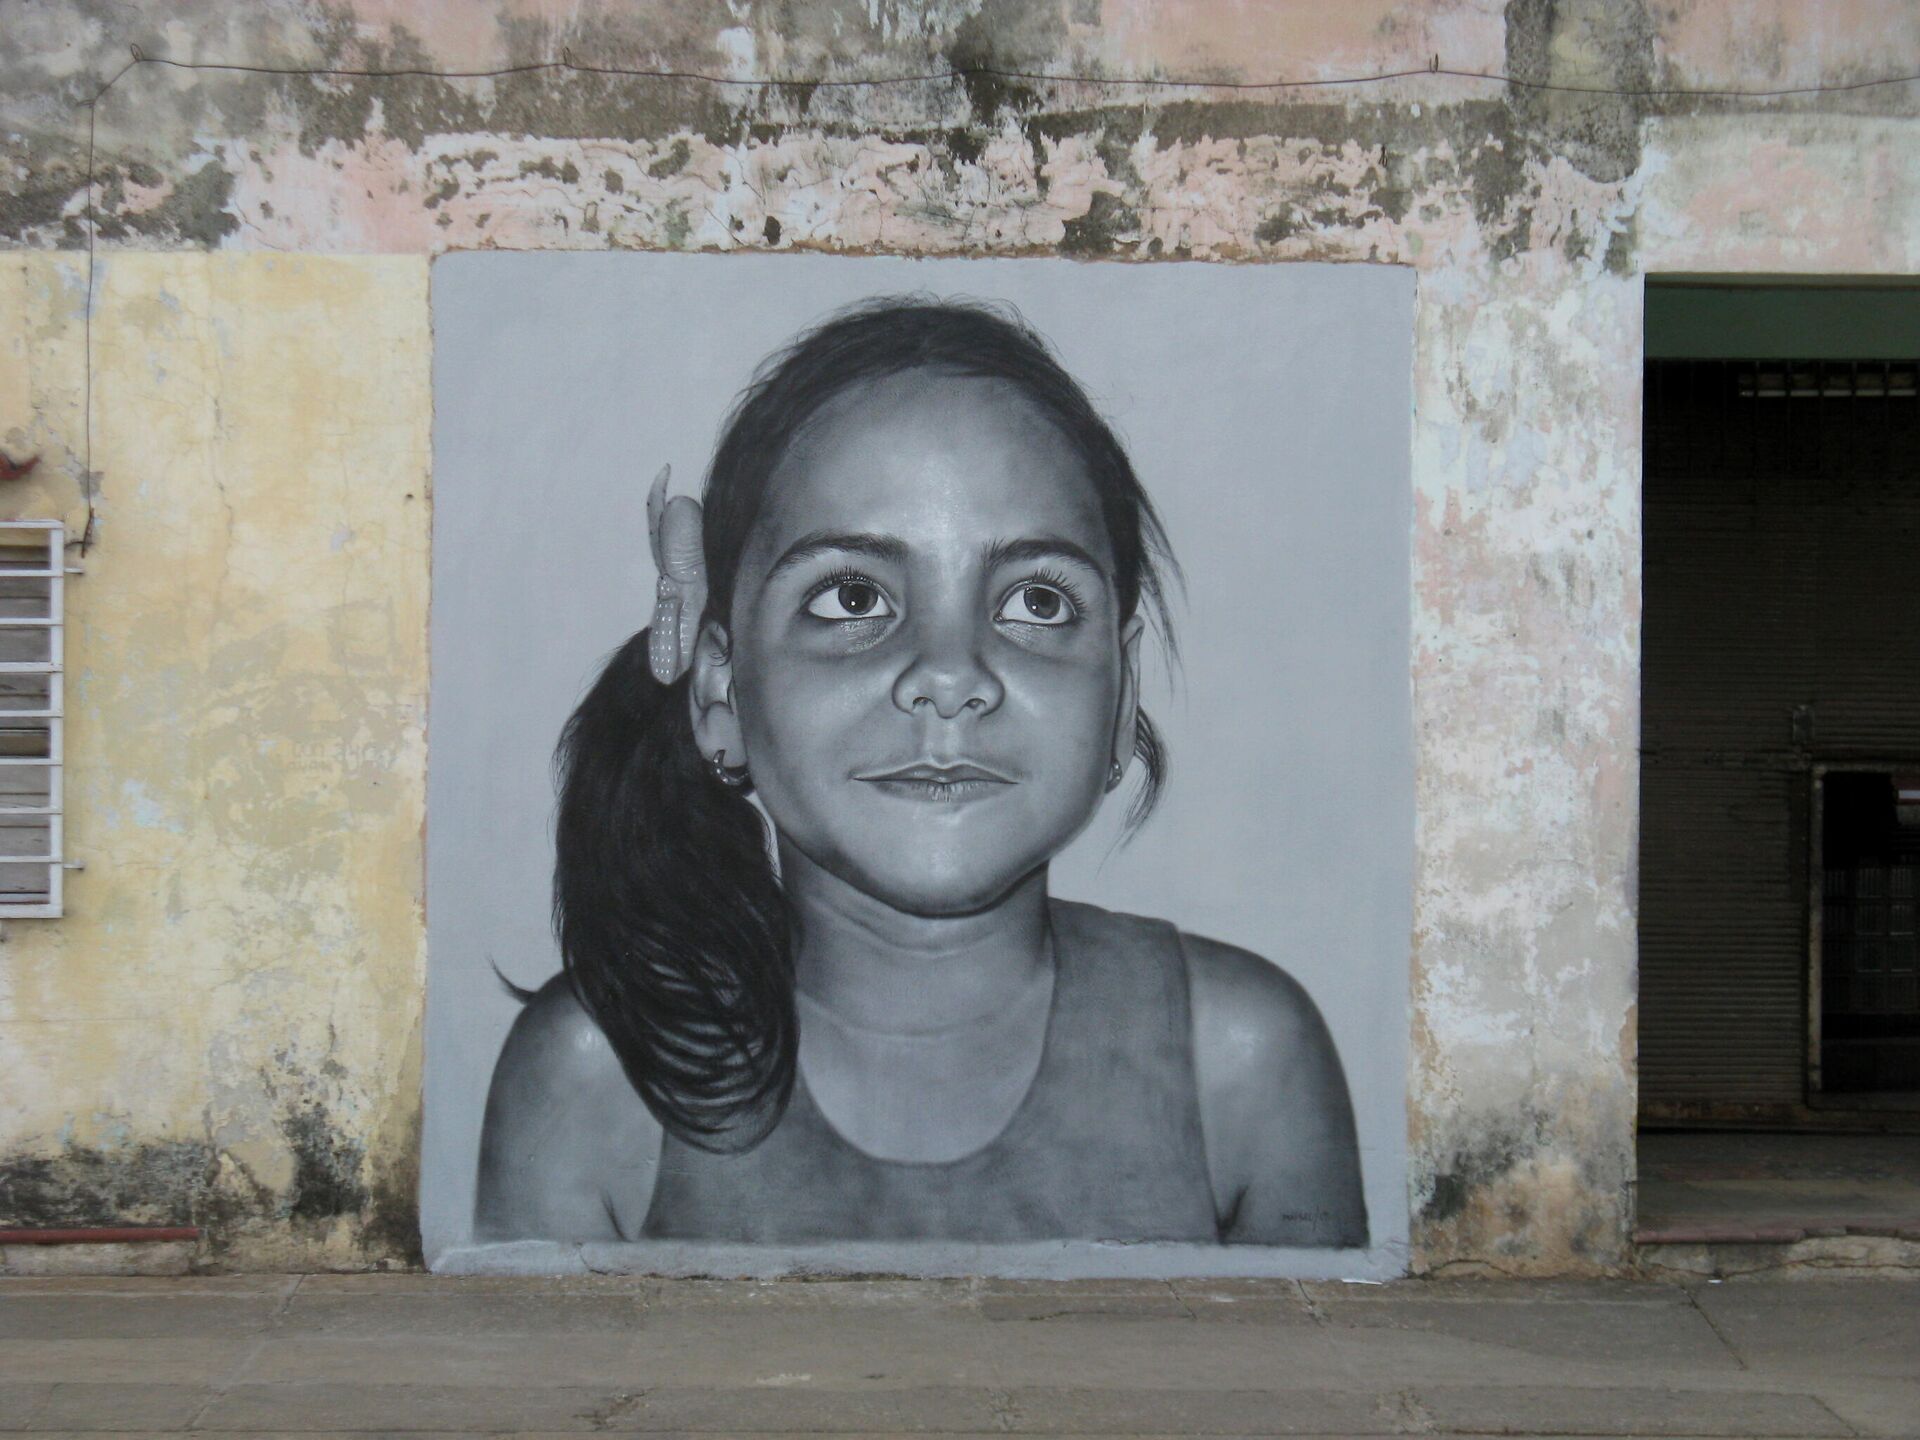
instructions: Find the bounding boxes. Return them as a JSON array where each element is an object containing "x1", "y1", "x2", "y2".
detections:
[{"x1": 552, "y1": 626, "x2": 794, "y2": 1151}]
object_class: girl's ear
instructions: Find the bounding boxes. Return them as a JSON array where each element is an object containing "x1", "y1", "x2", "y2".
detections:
[
  {"x1": 1111, "y1": 613, "x2": 1145, "y2": 784},
  {"x1": 689, "y1": 619, "x2": 746, "y2": 767}
]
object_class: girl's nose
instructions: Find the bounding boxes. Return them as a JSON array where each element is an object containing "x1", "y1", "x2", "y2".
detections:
[{"x1": 891, "y1": 621, "x2": 1006, "y2": 720}]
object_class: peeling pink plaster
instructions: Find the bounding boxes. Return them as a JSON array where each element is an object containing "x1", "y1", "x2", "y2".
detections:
[
  {"x1": 1099, "y1": 0, "x2": 1507, "y2": 82},
  {"x1": 1654, "y1": 0, "x2": 1920, "y2": 90},
  {"x1": 1642, "y1": 121, "x2": 1920, "y2": 275}
]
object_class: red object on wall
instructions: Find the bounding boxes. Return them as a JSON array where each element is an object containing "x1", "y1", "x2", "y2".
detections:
[
  {"x1": 0, "y1": 1227, "x2": 201, "y2": 1245},
  {"x1": 0, "y1": 451, "x2": 41, "y2": 482}
]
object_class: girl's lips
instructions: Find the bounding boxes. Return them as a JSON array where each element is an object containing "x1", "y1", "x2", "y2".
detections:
[
  {"x1": 856, "y1": 762, "x2": 1017, "y2": 801},
  {"x1": 857, "y1": 762, "x2": 1016, "y2": 785},
  {"x1": 861, "y1": 777, "x2": 1012, "y2": 803}
]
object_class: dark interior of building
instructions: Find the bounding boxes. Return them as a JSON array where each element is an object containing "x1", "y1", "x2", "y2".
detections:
[{"x1": 1637, "y1": 282, "x2": 1920, "y2": 1241}]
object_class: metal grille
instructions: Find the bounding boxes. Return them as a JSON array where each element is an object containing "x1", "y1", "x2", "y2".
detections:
[
  {"x1": 1824, "y1": 862, "x2": 1920, "y2": 1017},
  {"x1": 1736, "y1": 363, "x2": 1918, "y2": 399},
  {"x1": 0, "y1": 522, "x2": 65, "y2": 917}
]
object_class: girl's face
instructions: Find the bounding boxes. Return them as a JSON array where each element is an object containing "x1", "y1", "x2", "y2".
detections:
[{"x1": 697, "y1": 368, "x2": 1140, "y2": 918}]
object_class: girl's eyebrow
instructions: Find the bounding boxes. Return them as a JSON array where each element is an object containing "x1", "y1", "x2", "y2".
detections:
[
  {"x1": 766, "y1": 532, "x2": 1110, "y2": 584},
  {"x1": 768, "y1": 531, "x2": 910, "y2": 579},
  {"x1": 984, "y1": 536, "x2": 1110, "y2": 580}
]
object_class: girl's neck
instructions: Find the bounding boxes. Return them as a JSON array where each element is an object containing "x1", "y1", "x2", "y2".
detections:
[{"x1": 781, "y1": 844, "x2": 1052, "y2": 1036}]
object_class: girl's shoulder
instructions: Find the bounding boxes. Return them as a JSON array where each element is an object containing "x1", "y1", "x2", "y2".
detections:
[
  {"x1": 1174, "y1": 926, "x2": 1357, "y2": 1227},
  {"x1": 490, "y1": 974, "x2": 630, "y2": 1099},
  {"x1": 1052, "y1": 898, "x2": 1344, "y2": 1093},
  {"x1": 1052, "y1": 901, "x2": 1364, "y2": 1245},
  {"x1": 1181, "y1": 930, "x2": 1333, "y2": 1065},
  {"x1": 476, "y1": 974, "x2": 661, "y2": 1240}
]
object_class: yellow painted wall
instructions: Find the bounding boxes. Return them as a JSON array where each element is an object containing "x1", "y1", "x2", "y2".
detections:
[{"x1": 0, "y1": 254, "x2": 430, "y2": 1266}]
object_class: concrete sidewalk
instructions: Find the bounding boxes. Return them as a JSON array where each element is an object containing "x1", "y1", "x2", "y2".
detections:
[{"x1": 0, "y1": 1273, "x2": 1915, "y2": 1437}]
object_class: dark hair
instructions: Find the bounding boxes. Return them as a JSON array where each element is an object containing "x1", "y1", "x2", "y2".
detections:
[{"x1": 554, "y1": 297, "x2": 1179, "y2": 1150}]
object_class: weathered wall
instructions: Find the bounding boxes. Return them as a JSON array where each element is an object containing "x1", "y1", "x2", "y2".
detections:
[
  {"x1": 0, "y1": 0, "x2": 1913, "y2": 1272},
  {"x1": 0, "y1": 252, "x2": 431, "y2": 1267}
]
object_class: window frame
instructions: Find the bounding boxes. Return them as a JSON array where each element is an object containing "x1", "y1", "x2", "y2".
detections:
[{"x1": 0, "y1": 520, "x2": 65, "y2": 918}]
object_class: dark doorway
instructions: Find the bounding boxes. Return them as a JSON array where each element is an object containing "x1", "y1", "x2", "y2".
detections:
[
  {"x1": 1640, "y1": 336, "x2": 1920, "y2": 1123},
  {"x1": 1635, "y1": 284, "x2": 1920, "y2": 1249}
]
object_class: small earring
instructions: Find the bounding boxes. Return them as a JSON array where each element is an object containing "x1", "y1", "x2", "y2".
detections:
[
  {"x1": 710, "y1": 749, "x2": 750, "y2": 788},
  {"x1": 1108, "y1": 759, "x2": 1125, "y2": 788}
]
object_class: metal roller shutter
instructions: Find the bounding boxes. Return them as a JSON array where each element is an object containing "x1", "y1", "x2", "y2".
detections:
[{"x1": 1640, "y1": 360, "x2": 1920, "y2": 1119}]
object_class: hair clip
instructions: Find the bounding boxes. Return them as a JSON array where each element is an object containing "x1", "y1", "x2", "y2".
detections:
[{"x1": 646, "y1": 464, "x2": 709, "y2": 685}]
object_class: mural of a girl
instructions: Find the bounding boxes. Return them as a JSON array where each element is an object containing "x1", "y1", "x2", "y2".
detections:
[{"x1": 475, "y1": 298, "x2": 1367, "y2": 1247}]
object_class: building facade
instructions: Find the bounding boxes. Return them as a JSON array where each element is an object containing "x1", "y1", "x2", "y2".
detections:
[{"x1": 1, "y1": 0, "x2": 1916, "y2": 1275}]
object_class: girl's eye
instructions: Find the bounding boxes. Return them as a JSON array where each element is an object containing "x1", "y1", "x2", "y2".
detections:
[
  {"x1": 806, "y1": 579, "x2": 896, "y2": 622},
  {"x1": 996, "y1": 583, "x2": 1075, "y2": 627}
]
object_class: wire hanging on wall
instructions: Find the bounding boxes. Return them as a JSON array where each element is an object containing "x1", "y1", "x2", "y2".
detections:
[{"x1": 83, "y1": 47, "x2": 1920, "y2": 101}]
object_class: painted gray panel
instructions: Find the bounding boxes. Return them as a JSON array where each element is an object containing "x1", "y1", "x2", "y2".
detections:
[{"x1": 424, "y1": 253, "x2": 1414, "y2": 1275}]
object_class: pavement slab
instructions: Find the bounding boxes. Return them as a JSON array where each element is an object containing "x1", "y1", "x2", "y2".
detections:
[
  {"x1": 23, "y1": 1383, "x2": 209, "y2": 1432},
  {"x1": 0, "y1": 1295, "x2": 286, "y2": 1341},
  {"x1": 1305, "y1": 1288, "x2": 1742, "y2": 1379},
  {"x1": 0, "y1": 1273, "x2": 1913, "y2": 1437},
  {"x1": 1688, "y1": 1276, "x2": 1920, "y2": 1379},
  {"x1": 1414, "y1": 1385, "x2": 1852, "y2": 1436}
]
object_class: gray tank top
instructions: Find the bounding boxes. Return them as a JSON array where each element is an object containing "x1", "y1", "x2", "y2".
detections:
[{"x1": 641, "y1": 899, "x2": 1220, "y2": 1243}]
